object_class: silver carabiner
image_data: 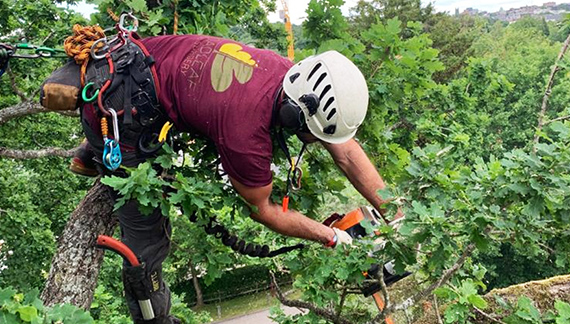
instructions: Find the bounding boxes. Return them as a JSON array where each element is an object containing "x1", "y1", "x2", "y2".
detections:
[
  {"x1": 108, "y1": 108, "x2": 120, "y2": 143},
  {"x1": 119, "y1": 13, "x2": 138, "y2": 34},
  {"x1": 90, "y1": 38, "x2": 109, "y2": 60}
]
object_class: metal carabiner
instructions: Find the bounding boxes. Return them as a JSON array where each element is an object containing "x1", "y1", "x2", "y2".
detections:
[
  {"x1": 102, "y1": 108, "x2": 122, "y2": 171},
  {"x1": 290, "y1": 165, "x2": 303, "y2": 191},
  {"x1": 81, "y1": 82, "x2": 99, "y2": 102},
  {"x1": 119, "y1": 13, "x2": 139, "y2": 34},
  {"x1": 90, "y1": 38, "x2": 109, "y2": 60},
  {"x1": 108, "y1": 108, "x2": 120, "y2": 143}
]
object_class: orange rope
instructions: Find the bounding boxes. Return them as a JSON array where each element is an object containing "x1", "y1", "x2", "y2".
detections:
[{"x1": 64, "y1": 24, "x2": 106, "y2": 86}]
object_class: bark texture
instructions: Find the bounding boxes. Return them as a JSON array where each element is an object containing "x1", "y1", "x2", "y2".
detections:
[
  {"x1": 0, "y1": 147, "x2": 77, "y2": 159},
  {"x1": 41, "y1": 180, "x2": 117, "y2": 309},
  {"x1": 414, "y1": 274, "x2": 570, "y2": 324}
]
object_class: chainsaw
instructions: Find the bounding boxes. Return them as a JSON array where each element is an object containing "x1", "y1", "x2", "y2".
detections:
[{"x1": 323, "y1": 206, "x2": 411, "y2": 322}]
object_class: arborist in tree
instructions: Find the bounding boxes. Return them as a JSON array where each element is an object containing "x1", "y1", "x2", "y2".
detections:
[{"x1": 36, "y1": 14, "x2": 402, "y2": 324}]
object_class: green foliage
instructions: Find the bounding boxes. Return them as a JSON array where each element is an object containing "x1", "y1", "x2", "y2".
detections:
[
  {"x1": 89, "y1": 0, "x2": 282, "y2": 50},
  {"x1": 0, "y1": 287, "x2": 94, "y2": 323},
  {"x1": 348, "y1": 0, "x2": 436, "y2": 35}
]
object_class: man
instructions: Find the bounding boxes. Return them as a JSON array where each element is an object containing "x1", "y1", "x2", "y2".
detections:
[{"x1": 70, "y1": 34, "x2": 397, "y2": 323}]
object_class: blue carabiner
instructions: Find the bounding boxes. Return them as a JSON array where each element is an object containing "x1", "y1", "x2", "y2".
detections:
[{"x1": 102, "y1": 139, "x2": 122, "y2": 171}]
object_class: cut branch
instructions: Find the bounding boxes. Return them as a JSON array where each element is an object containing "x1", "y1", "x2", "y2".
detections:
[
  {"x1": 0, "y1": 101, "x2": 79, "y2": 126},
  {"x1": 0, "y1": 147, "x2": 78, "y2": 159},
  {"x1": 269, "y1": 272, "x2": 353, "y2": 324},
  {"x1": 533, "y1": 32, "x2": 570, "y2": 149}
]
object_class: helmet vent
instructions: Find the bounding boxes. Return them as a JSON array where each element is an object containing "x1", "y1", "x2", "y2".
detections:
[
  {"x1": 307, "y1": 63, "x2": 322, "y2": 81},
  {"x1": 323, "y1": 124, "x2": 336, "y2": 134},
  {"x1": 319, "y1": 85, "x2": 331, "y2": 101},
  {"x1": 312, "y1": 72, "x2": 327, "y2": 91},
  {"x1": 323, "y1": 96, "x2": 335, "y2": 112},
  {"x1": 289, "y1": 72, "x2": 300, "y2": 84},
  {"x1": 326, "y1": 108, "x2": 337, "y2": 121}
]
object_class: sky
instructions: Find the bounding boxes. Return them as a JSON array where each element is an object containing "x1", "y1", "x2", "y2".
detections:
[{"x1": 72, "y1": 0, "x2": 546, "y2": 24}]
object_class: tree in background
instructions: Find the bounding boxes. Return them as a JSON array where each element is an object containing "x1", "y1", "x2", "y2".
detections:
[{"x1": 348, "y1": 0, "x2": 436, "y2": 35}]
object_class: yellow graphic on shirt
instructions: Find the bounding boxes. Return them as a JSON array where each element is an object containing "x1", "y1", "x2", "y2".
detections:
[{"x1": 211, "y1": 43, "x2": 258, "y2": 92}]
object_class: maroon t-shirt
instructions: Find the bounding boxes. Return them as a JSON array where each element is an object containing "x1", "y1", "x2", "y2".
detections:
[{"x1": 141, "y1": 35, "x2": 293, "y2": 187}]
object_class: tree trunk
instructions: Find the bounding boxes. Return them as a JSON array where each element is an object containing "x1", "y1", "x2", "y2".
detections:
[
  {"x1": 41, "y1": 179, "x2": 117, "y2": 309},
  {"x1": 189, "y1": 259, "x2": 204, "y2": 308}
]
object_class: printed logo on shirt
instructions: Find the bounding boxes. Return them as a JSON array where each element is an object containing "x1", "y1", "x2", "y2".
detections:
[
  {"x1": 181, "y1": 39, "x2": 217, "y2": 92},
  {"x1": 211, "y1": 43, "x2": 258, "y2": 92}
]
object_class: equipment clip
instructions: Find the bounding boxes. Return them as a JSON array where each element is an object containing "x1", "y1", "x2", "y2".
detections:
[{"x1": 102, "y1": 109, "x2": 122, "y2": 171}]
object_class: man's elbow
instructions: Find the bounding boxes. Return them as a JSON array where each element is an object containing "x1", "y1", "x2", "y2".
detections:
[{"x1": 249, "y1": 203, "x2": 276, "y2": 226}]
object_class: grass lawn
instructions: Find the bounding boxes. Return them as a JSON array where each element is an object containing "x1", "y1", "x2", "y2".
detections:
[{"x1": 197, "y1": 287, "x2": 300, "y2": 322}]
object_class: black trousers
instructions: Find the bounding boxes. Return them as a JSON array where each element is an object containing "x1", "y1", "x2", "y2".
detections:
[{"x1": 111, "y1": 191, "x2": 176, "y2": 324}]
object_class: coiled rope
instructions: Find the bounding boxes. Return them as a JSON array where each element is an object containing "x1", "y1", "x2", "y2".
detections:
[{"x1": 63, "y1": 24, "x2": 106, "y2": 86}]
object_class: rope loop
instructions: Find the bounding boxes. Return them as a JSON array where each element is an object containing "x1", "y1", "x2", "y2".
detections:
[{"x1": 64, "y1": 24, "x2": 106, "y2": 86}]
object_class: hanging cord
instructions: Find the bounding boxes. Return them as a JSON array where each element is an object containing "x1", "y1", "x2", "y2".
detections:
[
  {"x1": 63, "y1": 24, "x2": 106, "y2": 86},
  {"x1": 107, "y1": 7, "x2": 120, "y2": 22},
  {"x1": 173, "y1": 0, "x2": 179, "y2": 34},
  {"x1": 186, "y1": 211, "x2": 305, "y2": 258}
]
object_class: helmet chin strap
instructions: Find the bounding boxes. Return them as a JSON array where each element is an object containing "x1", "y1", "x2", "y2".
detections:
[{"x1": 272, "y1": 85, "x2": 307, "y2": 213}]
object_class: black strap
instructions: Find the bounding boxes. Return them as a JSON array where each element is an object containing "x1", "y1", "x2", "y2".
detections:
[{"x1": 123, "y1": 70, "x2": 133, "y2": 125}]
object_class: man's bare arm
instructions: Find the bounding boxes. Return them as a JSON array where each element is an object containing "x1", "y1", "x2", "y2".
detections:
[
  {"x1": 322, "y1": 138, "x2": 401, "y2": 220},
  {"x1": 229, "y1": 177, "x2": 335, "y2": 244}
]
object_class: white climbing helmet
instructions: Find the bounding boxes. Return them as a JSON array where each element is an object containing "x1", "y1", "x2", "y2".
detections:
[{"x1": 283, "y1": 51, "x2": 369, "y2": 144}]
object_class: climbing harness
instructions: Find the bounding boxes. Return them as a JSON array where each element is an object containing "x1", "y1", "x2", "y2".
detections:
[{"x1": 62, "y1": 13, "x2": 168, "y2": 171}]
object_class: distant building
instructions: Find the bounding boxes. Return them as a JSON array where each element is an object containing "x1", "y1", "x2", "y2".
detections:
[{"x1": 478, "y1": 1, "x2": 570, "y2": 22}]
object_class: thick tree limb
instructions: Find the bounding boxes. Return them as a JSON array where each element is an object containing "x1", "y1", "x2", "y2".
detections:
[
  {"x1": 269, "y1": 272, "x2": 353, "y2": 324},
  {"x1": 533, "y1": 32, "x2": 570, "y2": 149},
  {"x1": 0, "y1": 101, "x2": 79, "y2": 126},
  {"x1": 41, "y1": 180, "x2": 116, "y2": 309},
  {"x1": 0, "y1": 147, "x2": 78, "y2": 159}
]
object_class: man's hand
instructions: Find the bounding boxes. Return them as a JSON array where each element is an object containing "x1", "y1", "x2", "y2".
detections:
[{"x1": 331, "y1": 228, "x2": 353, "y2": 247}]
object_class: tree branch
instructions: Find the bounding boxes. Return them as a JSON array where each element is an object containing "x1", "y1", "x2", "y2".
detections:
[
  {"x1": 0, "y1": 147, "x2": 78, "y2": 159},
  {"x1": 0, "y1": 101, "x2": 79, "y2": 126},
  {"x1": 269, "y1": 272, "x2": 353, "y2": 324},
  {"x1": 533, "y1": 32, "x2": 570, "y2": 149},
  {"x1": 433, "y1": 294, "x2": 443, "y2": 324},
  {"x1": 544, "y1": 115, "x2": 570, "y2": 125},
  {"x1": 474, "y1": 306, "x2": 507, "y2": 324},
  {"x1": 7, "y1": 68, "x2": 28, "y2": 101},
  {"x1": 383, "y1": 243, "x2": 475, "y2": 315}
]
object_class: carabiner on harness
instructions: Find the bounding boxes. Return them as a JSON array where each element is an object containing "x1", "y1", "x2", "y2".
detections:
[
  {"x1": 102, "y1": 109, "x2": 122, "y2": 171},
  {"x1": 81, "y1": 82, "x2": 99, "y2": 102},
  {"x1": 118, "y1": 13, "x2": 139, "y2": 36}
]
